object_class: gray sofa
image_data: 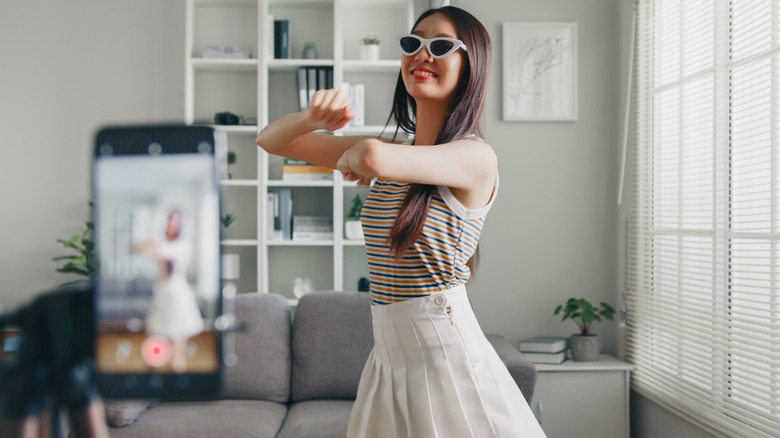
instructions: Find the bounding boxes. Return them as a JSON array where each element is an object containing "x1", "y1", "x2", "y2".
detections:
[{"x1": 108, "y1": 291, "x2": 537, "y2": 437}]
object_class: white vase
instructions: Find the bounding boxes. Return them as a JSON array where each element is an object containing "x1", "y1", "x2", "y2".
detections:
[
  {"x1": 345, "y1": 220, "x2": 363, "y2": 240},
  {"x1": 360, "y1": 44, "x2": 380, "y2": 61}
]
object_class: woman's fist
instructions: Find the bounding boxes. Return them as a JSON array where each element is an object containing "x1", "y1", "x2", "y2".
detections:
[{"x1": 306, "y1": 89, "x2": 354, "y2": 132}]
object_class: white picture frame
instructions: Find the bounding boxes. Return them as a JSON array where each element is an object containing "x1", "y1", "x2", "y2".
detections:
[{"x1": 502, "y1": 22, "x2": 578, "y2": 121}]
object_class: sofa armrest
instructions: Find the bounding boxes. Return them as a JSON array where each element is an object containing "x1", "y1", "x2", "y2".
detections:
[{"x1": 486, "y1": 334, "x2": 537, "y2": 404}]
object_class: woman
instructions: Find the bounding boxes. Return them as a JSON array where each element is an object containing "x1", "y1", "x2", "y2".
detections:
[
  {"x1": 131, "y1": 209, "x2": 204, "y2": 372},
  {"x1": 257, "y1": 6, "x2": 545, "y2": 437}
]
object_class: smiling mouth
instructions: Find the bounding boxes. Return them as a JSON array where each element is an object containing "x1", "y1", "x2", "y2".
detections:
[{"x1": 412, "y1": 69, "x2": 438, "y2": 79}]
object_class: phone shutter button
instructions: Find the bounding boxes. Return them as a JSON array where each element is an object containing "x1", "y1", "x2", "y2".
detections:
[
  {"x1": 124, "y1": 375, "x2": 138, "y2": 389},
  {"x1": 177, "y1": 375, "x2": 191, "y2": 388},
  {"x1": 150, "y1": 374, "x2": 164, "y2": 389}
]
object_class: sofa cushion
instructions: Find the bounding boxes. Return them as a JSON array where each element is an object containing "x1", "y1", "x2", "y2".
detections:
[
  {"x1": 291, "y1": 291, "x2": 373, "y2": 402},
  {"x1": 486, "y1": 334, "x2": 537, "y2": 403},
  {"x1": 276, "y1": 400, "x2": 354, "y2": 438},
  {"x1": 108, "y1": 399, "x2": 286, "y2": 438},
  {"x1": 223, "y1": 292, "x2": 291, "y2": 403}
]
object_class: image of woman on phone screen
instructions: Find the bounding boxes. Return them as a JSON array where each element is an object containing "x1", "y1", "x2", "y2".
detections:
[
  {"x1": 257, "y1": 6, "x2": 546, "y2": 437},
  {"x1": 131, "y1": 209, "x2": 204, "y2": 372}
]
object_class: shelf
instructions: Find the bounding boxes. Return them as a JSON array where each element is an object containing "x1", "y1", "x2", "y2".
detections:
[
  {"x1": 268, "y1": 240, "x2": 334, "y2": 246},
  {"x1": 270, "y1": 0, "x2": 331, "y2": 6},
  {"x1": 268, "y1": 59, "x2": 335, "y2": 71},
  {"x1": 211, "y1": 125, "x2": 258, "y2": 133},
  {"x1": 195, "y1": 0, "x2": 257, "y2": 6},
  {"x1": 188, "y1": 0, "x2": 409, "y2": 295},
  {"x1": 221, "y1": 179, "x2": 258, "y2": 187},
  {"x1": 221, "y1": 239, "x2": 259, "y2": 246},
  {"x1": 191, "y1": 58, "x2": 258, "y2": 71},
  {"x1": 267, "y1": 180, "x2": 334, "y2": 187},
  {"x1": 342, "y1": 59, "x2": 401, "y2": 72}
]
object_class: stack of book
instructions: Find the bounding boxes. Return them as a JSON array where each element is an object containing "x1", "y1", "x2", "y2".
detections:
[
  {"x1": 282, "y1": 159, "x2": 333, "y2": 181},
  {"x1": 292, "y1": 216, "x2": 333, "y2": 241},
  {"x1": 518, "y1": 336, "x2": 569, "y2": 365}
]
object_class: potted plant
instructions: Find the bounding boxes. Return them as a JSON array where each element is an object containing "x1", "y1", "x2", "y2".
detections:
[
  {"x1": 344, "y1": 194, "x2": 364, "y2": 240},
  {"x1": 53, "y1": 220, "x2": 94, "y2": 286},
  {"x1": 360, "y1": 36, "x2": 380, "y2": 61},
  {"x1": 302, "y1": 41, "x2": 318, "y2": 59},
  {"x1": 221, "y1": 213, "x2": 237, "y2": 239},
  {"x1": 226, "y1": 151, "x2": 237, "y2": 179},
  {"x1": 554, "y1": 298, "x2": 616, "y2": 362}
]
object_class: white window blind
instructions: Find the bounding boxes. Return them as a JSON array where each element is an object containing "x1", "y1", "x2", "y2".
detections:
[{"x1": 627, "y1": 1, "x2": 780, "y2": 437}]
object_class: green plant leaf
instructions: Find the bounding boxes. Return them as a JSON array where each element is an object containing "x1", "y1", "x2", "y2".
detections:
[
  {"x1": 56, "y1": 266, "x2": 89, "y2": 276},
  {"x1": 52, "y1": 255, "x2": 79, "y2": 262}
]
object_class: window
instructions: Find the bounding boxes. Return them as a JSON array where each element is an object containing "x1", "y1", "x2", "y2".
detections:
[{"x1": 627, "y1": 1, "x2": 780, "y2": 436}]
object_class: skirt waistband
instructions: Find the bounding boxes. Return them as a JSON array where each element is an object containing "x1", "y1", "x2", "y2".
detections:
[{"x1": 371, "y1": 285, "x2": 468, "y2": 322}]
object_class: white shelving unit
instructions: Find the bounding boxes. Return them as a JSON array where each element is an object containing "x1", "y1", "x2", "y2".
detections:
[{"x1": 184, "y1": 0, "x2": 415, "y2": 303}]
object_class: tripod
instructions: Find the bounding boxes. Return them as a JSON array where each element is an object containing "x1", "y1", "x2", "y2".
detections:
[{"x1": 0, "y1": 284, "x2": 109, "y2": 438}]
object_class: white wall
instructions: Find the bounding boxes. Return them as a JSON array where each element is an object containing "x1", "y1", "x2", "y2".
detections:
[
  {"x1": 0, "y1": 0, "x2": 185, "y2": 311},
  {"x1": 455, "y1": 0, "x2": 621, "y2": 353}
]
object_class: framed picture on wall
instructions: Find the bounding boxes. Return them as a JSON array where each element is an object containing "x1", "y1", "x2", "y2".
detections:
[{"x1": 502, "y1": 22, "x2": 578, "y2": 121}]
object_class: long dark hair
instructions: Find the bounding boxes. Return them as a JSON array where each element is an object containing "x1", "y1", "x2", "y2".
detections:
[{"x1": 387, "y1": 6, "x2": 492, "y2": 264}]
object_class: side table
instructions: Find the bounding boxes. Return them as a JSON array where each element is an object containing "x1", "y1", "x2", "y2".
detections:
[{"x1": 531, "y1": 354, "x2": 633, "y2": 438}]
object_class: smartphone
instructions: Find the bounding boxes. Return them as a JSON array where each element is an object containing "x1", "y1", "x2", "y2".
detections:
[{"x1": 93, "y1": 125, "x2": 224, "y2": 398}]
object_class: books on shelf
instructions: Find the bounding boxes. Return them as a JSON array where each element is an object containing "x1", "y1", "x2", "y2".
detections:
[
  {"x1": 274, "y1": 19, "x2": 290, "y2": 59},
  {"x1": 282, "y1": 158, "x2": 333, "y2": 181},
  {"x1": 292, "y1": 215, "x2": 333, "y2": 241},
  {"x1": 296, "y1": 67, "x2": 334, "y2": 111},
  {"x1": 338, "y1": 82, "x2": 365, "y2": 127},
  {"x1": 267, "y1": 189, "x2": 293, "y2": 241},
  {"x1": 518, "y1": 336, "x2": 570, "y2": 365}
]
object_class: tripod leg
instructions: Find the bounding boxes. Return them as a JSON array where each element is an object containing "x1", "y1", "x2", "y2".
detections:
[
  {"x1": 0, "y1": 417, "x2": 40, "y2": 438},
  {"x1": 66, "y1": 402, "x2": 108, "y2": 438}
]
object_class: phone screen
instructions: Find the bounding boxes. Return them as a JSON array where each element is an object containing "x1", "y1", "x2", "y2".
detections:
[{"x1": 93, "y1": 125, "x2": 222, "y2": 397}]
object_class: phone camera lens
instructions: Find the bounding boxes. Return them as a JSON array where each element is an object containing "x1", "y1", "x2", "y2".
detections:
[
  {"x1": 197, "y1": 141, "x2": 211, "y2": 153},
  {"x1": 99, "y1": 144, "x2": 113, "y2": 156},
  {"x1": 148, "y1": 142, "x2": 163, "y2": 156}
]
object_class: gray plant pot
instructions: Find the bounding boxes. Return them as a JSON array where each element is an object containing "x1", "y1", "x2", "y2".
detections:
[{"x1": 570, "y1": 334, "x2": 601, "y2": 362}]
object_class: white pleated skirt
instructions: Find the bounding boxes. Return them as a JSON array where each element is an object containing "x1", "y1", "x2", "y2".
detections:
[{"x1": 346, "y1": 285, "x2": 547, "y2": 438}]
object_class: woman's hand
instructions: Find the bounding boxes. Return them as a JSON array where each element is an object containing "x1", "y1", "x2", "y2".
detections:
[
  {"x1": 306, "y1": 89, "x2": 354, "y2": 132},
  {"x1": 337, "y1": 141, "x2": 375, "y2": 186}
]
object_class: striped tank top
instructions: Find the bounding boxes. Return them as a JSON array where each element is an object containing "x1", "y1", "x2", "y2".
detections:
[{"x1": 361, "y1": 175, "x2": 499, "y2": 305}]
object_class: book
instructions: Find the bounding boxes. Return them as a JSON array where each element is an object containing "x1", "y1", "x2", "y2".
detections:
[
  {"x1": 521, "y1": 351, "x2": 567, "y2": 365},
  {"x1": 351, "y1": 83, "x2": 365, "y2": 127},
  {"x1": 297, "y1": 68, "x2": 308, "y2": 110},
  {"x1": 267, "y1": 15, "x2": 274, "y2": 59},
  {"x1": 293, "y1": 216, "x2": 333, "y2": 232},
  {"x1": 278, "y1": 189, "x2": 293, "y2": 240},
  {"x1": 274, "y1": 20, "x2": 290, "y2": 59},
  {"x1": 292, "y1": 231, "x2": 334, "y2": 241},
  {"x1": 518, "y1": 336, "x2": 569, "y2": 354},
  {"x1": 267, "y1": 192, "x2": 282, "y2": 241},
  {"x1": 307, "y1": 67, "x2": 317, "y2": 105},
  {"x1": 282, "y1": 158, "x2": 333, "y2": 181}
]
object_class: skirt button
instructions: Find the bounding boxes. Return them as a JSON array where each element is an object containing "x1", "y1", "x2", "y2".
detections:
[{"x1": 433, "y1": 295, "x2": 445, "y2": 306}]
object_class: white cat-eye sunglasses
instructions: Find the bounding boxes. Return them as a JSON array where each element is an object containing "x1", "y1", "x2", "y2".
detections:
[{"x1": 398, "y1": 34, "x2": 468, "y2": 59}]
